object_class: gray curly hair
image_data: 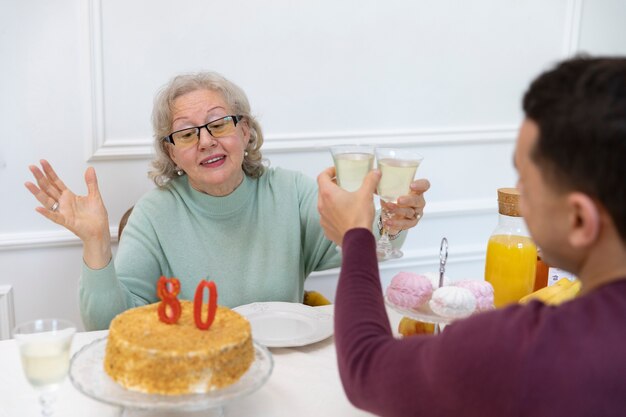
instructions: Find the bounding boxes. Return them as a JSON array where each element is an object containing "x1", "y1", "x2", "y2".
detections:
[{"x1": 149, "y1": 72, "x2": 265, "y2": 187}]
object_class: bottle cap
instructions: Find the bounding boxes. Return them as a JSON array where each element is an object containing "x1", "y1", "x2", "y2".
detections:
[{"x1": 497, "y1": 188, "x2": 521, "y2": 217}]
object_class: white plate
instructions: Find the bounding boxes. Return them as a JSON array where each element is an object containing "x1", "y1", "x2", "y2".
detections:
[{"x1": 233, "y1": 302, "x2": 333, "y2": 348}]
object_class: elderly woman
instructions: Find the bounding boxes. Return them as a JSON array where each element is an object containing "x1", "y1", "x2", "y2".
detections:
[{"x1": 25, "y1": 72, "x2": 429, "y2": 330}]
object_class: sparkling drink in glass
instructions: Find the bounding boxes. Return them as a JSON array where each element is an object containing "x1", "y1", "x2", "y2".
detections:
[
  {"x1": 330, "y1": 145, "x2": 375, "y2": 191},
  {"x1": 14, "y1": 319, "x2": 76, "y2": 416},
  {"x1": 375, "y1": 148, "x2": 423, "y2": 260}
]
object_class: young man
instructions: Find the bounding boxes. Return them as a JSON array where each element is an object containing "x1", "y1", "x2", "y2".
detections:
[{"x1": 317, "y1": 56, "x2": 626, "y2": 417}]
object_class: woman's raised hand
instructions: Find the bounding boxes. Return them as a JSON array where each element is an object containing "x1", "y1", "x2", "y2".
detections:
[{"x1": 25, "y1": 160, "x2": 112, "y2": 268}]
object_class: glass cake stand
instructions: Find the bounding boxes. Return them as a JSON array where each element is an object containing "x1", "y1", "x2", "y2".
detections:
[
  {"x1": 384, "y1": 296, "x2": 457, "y2": 325},
  {"x1": 69, "y1": 337, "x2": 273, "y2": 417},
  {"x1": 385, "y1": 237, "x2": 473, "y2": 331}
]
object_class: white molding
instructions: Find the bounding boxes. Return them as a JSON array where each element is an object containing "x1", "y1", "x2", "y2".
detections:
[
  {"x1": 84, "y1": 0, "x2": 106, "y2": 162},
  {"x1": 90, "y1": 138, "x2": 156, "y2": 161},
  {"x1": 562, "y1": 0, "x2": 584, "y2": 57},
  {"x1": 0, "y1": 230, "x2": 83, "y2": 250},
  {"x1": 383, "y1": 243, "x2": 487, "y2": 271},
  {"x1": 0, "y1": 228, "x2": 118, "y2": 251},
  {"x1": 0, "y1": 198, "x2": 493, "y2": 250},
  {"x1": 89, "y1": 125, "x2": 518, "y2": 161},
  {"x1": 263, "y1": 125, "x2": 517, "y2": 153},
  {"x1": 424, "y1": 198, "x2": 496, "y2": 218},
  {"x1": 0, "y1": 285, "x2": 15, "y2": 340},
  {"x1": 83, "y1": 1, "x2": 517, "y2": 160},
  {"x1": 308, "y1": 243, "x2": 487, "y2": 280}
]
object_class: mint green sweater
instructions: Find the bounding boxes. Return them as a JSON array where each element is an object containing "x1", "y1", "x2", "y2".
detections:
[{"x1": 79, "y1": 167, "x2": 405, "y2": 330}]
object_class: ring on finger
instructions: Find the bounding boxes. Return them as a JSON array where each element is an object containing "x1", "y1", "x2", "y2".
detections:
[{"x1": 50, "y1": 201, "x2": 59, "y2": 212}]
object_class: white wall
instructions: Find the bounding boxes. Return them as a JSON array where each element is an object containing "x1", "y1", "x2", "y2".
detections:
[{"x1": 1, "y1": 0, "x2": 625, "y2": 333}]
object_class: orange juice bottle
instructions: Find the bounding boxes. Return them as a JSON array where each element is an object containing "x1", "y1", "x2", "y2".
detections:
[
  {"x1": 485, "y1": 188, "x2": 537, "y2": 307},
  {"x1": 534, "y1": 250, "x2": 549, "y2": 291}
]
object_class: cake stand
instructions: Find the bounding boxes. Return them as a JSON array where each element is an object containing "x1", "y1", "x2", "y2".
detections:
[
  {"x1": 69, "y1": 337, "x2": 273, "y2": 417},
  {"x1": 386, "y1": 238, "x2": 470, "y2": 332},
  {"x1": 384, "y1": 296, "x2": 457, "y2": 325}
]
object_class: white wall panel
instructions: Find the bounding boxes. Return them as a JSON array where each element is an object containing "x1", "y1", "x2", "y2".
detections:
[
  {"x1": 89, "y1": 0, "x2": 567, "y2": 157},
  {"x1": 0, "y1": 246, "x2": 83, "y2": 331},
  {"x1": 578, "y1": 0, "x2": 626, "y2": 55},
  {"x1": 1, "y1": 0, "x2": 623, "y2": 329}
]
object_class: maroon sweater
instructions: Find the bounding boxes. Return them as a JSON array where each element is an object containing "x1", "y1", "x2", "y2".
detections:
[{"x1": 335, "y1": 228, "x2": 626, "y2": 417}]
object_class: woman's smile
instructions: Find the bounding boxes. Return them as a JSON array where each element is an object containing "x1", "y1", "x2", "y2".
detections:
[{"x1": 200, "y1": 154, "x2": 226, "y2": 168}]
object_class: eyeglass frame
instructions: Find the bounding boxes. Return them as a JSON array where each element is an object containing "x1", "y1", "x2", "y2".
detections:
[{"x1": 162, "y1": 115, "x2": 243, "y2": 146}]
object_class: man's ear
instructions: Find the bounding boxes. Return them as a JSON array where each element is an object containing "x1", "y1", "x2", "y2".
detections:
[{"x1": 567, "y1": 192, "x2": 600, "y2": 248}]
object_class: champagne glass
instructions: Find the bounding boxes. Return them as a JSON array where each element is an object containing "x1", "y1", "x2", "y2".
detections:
[
  {"x1": 330, "y1": 145, "x2": 375, "y2": 252},
  {"x1": 330, "y1": 144, "x2": 375, "y2": 192},
  {"x1": 14, "y1": 319, "x2": 76, "y2": 416},
  {"x1": 375, "y1": 148, "x2": 423, "y2": 260}
]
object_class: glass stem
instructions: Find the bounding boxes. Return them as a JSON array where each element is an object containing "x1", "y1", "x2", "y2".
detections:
[
  {"x1": 377, "y1": 207, "x2": 393, "y2": 258},
  {"x1": 39, "y1": 391, "x2": 56, "y2": 416}
]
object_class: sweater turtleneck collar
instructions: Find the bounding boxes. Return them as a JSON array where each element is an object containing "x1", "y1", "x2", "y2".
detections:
[{"x1": 171, "y1": 174, "x2": 256, "y2": 217}]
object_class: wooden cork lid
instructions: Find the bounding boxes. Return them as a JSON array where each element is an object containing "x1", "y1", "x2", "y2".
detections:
[{"x1": 497, "y1": 188, "x2": 521, "y2": 216}]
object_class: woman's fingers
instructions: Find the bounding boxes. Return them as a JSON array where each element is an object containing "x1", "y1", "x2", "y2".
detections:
[
  {"x1": 410, "y1": 178, "x2": 431, "y2": 194},
  {"x1": 40, "y1": 159, "x2": 68, "y2": 192},
  {"x1": 382, "y1": 193, "x2": 425, "y2": 232},
  {"x1": 84, "y1": 166, "x2": 101, "y2": 198},
  {"x1": 34, "y1": 204, "x2": 64, "y2": 223},
  {"x1": 25, "y1": 161, "x2": 111, "y2": 242},
  {"x1": 383, "y1": 200, "x2": 424, "y2": 219},
  {"x1": 25, "y1": 181, "x2": 58, "y2": 212},
  {"x1": 28, "y1": 165, "x2": 62, "y2": 201},
  {"x1": 26, "y1": 181, "x2": 65, "y2": 224},
  {"x1": 395, "y1": 205, "x2": 422, "y2": 220},
  {"x1": 26, "y1": 161, "x2": 75, "y2": 225}
]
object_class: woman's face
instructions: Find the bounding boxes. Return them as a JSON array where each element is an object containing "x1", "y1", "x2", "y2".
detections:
[{"x1": 167, "y1": 89, "x2": 250, "y2": 196}]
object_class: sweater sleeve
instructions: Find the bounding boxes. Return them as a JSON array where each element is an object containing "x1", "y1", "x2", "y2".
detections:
[
  {"x1": 79, "y1": 260, "x2": 135, "y2": 330},
  {"x1": 295, "y1": 172, "x2": 342, "y2": 274},
  {"x1": 335, "y1": 228, "x2": 525, "y2": 417},
  {"x1": 78, "y1": 201, "x2": 165, "y2": 330}
]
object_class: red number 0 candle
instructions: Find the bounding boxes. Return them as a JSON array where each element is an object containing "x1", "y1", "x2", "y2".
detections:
[
  {"x1": 194, "y1": 280, "x2": 218, "y2": 330},
  {"x1": 157, "y1": 276, "x2": 182, "y2": 324}
]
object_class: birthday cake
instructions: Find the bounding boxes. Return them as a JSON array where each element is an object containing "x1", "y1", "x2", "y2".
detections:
[{"x1": 103, "y1": 300, "x2": 254, "y2": 395}]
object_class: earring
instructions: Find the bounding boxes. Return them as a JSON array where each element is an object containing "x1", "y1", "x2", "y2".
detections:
[
  {"x1": 244, "y1": 151, "x2": 249, "y2": 156},
  {"x1": 175, "y1": 167, "x2": 184, "y2": 176}
]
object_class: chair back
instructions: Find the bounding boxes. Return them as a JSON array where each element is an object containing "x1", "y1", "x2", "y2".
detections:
[{"x1": 118, "y1": 206, "x2": 134, "y2": 241}]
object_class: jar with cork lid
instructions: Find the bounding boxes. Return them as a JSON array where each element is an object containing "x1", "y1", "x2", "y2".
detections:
[{"x1": 484, "y1": 188, "x2": 537, "y2": 307}]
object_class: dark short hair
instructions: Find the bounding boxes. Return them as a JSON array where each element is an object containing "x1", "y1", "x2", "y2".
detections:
[{"x1": 523, "y1": 56, "x2": 626, "y2": 244}]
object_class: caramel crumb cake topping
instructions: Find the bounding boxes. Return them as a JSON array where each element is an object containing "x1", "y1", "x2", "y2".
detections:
[{"x1": 104, "y1": 301, "x2": 254, "y2": 395}]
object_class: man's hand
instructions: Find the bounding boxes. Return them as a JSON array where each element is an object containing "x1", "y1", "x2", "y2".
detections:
[{"x1": 317, "y1": 167, "x2": 380, "y2": 246}]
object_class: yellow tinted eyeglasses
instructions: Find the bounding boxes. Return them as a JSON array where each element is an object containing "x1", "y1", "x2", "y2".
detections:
[{"x1": 163, "y1": 115, "x2": 242, "y2": 148}]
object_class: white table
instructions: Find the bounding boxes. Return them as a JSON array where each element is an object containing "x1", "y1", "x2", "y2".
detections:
[{"x1": 0, "y1": 306, "x2": 403, "y2": 417}]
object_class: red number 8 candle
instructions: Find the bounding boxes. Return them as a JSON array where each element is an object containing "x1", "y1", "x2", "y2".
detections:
[
  {"x1": 194, "y1": 280, "x2": 218, "y2": 330},
  {"x1": 157, "y1": 276, "x2": 182, "y2": 324}
]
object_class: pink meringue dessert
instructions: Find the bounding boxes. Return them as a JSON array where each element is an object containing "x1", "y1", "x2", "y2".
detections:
[
  {"x1": 453, "y1": 280, "x2": 495, "y2": 312},
  {"x1": 386, "y1": 272, "x2": 434, "y2": 309}
]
